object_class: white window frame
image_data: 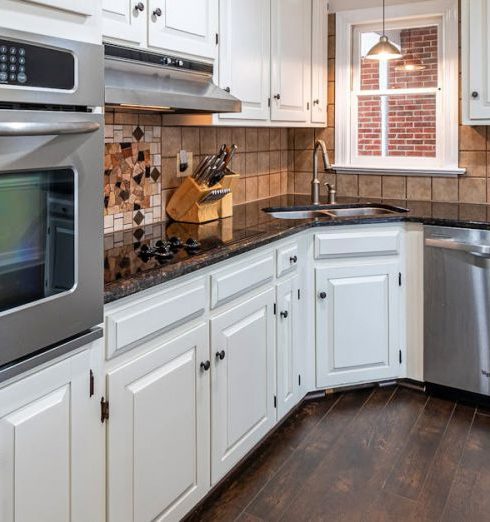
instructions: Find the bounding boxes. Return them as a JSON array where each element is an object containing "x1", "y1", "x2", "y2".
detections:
[{"x1": 335, "y1": 0, "x2": 464, "y2": 176}]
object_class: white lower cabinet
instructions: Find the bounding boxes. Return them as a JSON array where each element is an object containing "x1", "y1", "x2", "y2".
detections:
[
  {"x1": 276, "y1": 275, "x2": 302, "y2": 419},
  {"x1": 210, "y1": 289, "x2": 276, "y2": 484},
  {"x1": 106, "y1": 324, "x2": 210, "y2": 522},
  {"x1": 0, "y1": 342, "x2": 104, "y2": 522},
  {"x1": 315, "y1": 261, "x2": 402, "y2": 388}
]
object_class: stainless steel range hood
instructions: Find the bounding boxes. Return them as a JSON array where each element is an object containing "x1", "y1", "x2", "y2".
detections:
[{"x1": 104, "y1": 44, "x2": 241, "y2": 114}]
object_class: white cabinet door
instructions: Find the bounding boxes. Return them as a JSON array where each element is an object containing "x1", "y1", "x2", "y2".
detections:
[
  {"x1": 311, "y1": 0, "x2": 328, "y2": 124},
  {"x1": 463, "y1": 0, "x2": 490, "y2": 122},
  {"x1": 148, "y1": 0, "x2": 218, "y2": 60},
  {"x1": 107, "y1": 324, "x2": 209, "y2": 522},
  {"x1": 0, "y1": 345, "x2": 104, "y2": 522},
  {"x1": 102, "y1": 0, "x2": 147, "y2": 46},
  {"x1": 218, "y1": 0, "x2": 271, "y2": 121},
  {"x1": 315, "y1": 262, "x2": 401, "y2": 388},
  {"x1": 276, "y1": 276, "x2": 302, "y2": 420},
  {"x1": 271, "y1": 0, "x2": 311, "y2": 122},
  {"x1": 211, "y1": 289, "x2": 276, "y2": 484},
  {"x1": 20, "y1": 0, "x2": 96, "y2": 16}
]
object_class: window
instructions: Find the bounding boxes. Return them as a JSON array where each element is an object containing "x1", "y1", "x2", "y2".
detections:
[{"x1": 335, "y1": 0, "x2": 463, "y2": 176}]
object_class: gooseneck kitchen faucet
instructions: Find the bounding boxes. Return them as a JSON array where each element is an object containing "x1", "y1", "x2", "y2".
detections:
[{"x1": 312, "y1": 139, "x2": 332, "y2": 205}]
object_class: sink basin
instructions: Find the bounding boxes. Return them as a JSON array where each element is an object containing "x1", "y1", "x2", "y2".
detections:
[{"x1": 263, "y1": 204, "x2": 408, "y2": 220}]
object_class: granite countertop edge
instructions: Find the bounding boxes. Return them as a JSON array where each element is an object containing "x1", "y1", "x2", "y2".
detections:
[{"x1": 104, "y1": 210, "x2": 490, "y2": 305}]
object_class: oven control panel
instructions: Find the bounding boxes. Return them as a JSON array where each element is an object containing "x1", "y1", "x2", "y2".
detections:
[{"x1": 0, "y1": 40, "x2": 75, "y2": 90}]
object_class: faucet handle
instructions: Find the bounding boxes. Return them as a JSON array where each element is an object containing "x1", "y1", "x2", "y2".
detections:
[{"x1": 324, "y1": 182, "x2": 335, "y2": 190}]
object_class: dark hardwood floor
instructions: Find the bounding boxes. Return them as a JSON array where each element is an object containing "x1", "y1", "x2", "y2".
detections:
[{"x1": 186, "y1": 385, "x2": 490, "y2": 522}]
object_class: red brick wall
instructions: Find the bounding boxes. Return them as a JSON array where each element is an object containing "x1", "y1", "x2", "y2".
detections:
[{"x1": 358, "y1": 26, "x2": 438, "y2": 158}]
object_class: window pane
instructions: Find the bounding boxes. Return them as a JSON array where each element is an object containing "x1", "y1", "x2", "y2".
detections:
[
  {"x1": 389, "y1": 26, "x2": 438, "y2": 89},
  {"x1": 387, "y1": 94, "x2": 436, "y2": 157},
  {"x1": 359, "y1": 32, "x2": 381, "y2": 90},
  {"x1": 358, "y1": 95, "x2": 382, "y2": 156}
]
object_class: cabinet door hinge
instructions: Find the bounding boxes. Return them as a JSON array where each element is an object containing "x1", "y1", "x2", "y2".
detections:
[
  {"x1": 273, "y1": 303, "x2": 277, "y2": 315},
  {"x1": 398, "y1": 272, "x2": 402, "y2": 286},
  {"x1": 89, "y1": 369, "x2": 94, "y2": 398},
  {"x1": 274, "y1": 395, "x2": 277, "y2": 408},
  {"x1": 100, "y1": 397, "x2": 109, "y2": 423},
  {"x1": 399, "y1": 350, "x2": 403, "y2": 364},
  {"x1": 215, "y1": 33, "x2": 219, "y2": 45},
  {"x1": 298, "y1": 288, "x2": 301, "y2": 300}
]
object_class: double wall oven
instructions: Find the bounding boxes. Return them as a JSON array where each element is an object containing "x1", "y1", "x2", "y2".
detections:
[{"x1": 0, "y1": 29, "x2": 104, "y2": 381}]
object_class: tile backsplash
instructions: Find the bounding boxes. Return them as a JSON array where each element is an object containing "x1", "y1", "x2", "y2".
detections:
[{"x1": 103, "y1": 111, "x2": 290, "y2": 233}]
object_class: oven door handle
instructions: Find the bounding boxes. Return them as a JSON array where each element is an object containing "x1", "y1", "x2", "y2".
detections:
[
  {"x1": 0, "y1": 121, "x2": 101, "y2": 137},
  {"x1": 425, "y1": 237, "x2": 490, "y2": 258}
]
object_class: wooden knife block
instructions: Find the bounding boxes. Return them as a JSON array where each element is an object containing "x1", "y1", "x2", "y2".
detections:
[{"x1": 166, "y1": 174, "x2": 240, "y2": 224}]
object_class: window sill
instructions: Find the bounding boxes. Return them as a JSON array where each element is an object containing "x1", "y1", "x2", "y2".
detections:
[{"x1": 332, "y1": 165, "x2": 466, "y2": 177}]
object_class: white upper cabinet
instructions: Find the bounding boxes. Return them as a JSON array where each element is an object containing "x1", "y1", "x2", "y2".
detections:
[
  {"x1": 21, "y1": 0, "x2": 96, "y2": 15},
  {"x1": 218, "y1": 0, "x2": 271, "y2": 121},
  {"x1": 270, "y1": 0, "x2": 312, "y2": 122},
  {"x1": 148, "y1": 0, "x2": 218, "y2": 60},
  {"x1": 106, "y1": 324, "x2": 210, "y2": 522},
  {"x1": 102, "y1": 0, "x2": 147, "y2": 46},
  {"x1": 315, "y1": 262, "x2": 401, "y2": 388},
  {"x1": 462, "y1": 0, "x2": 490, "y2": 123},
  {"x1": 210, "y1": 289, "x2": 276, "y2": 484},
  {"x1": 311, "y1": 0, "x2": 328, "y2": 124},
  {"x1": 0, "y1": 343, "x2": 104, "y2": 522}
]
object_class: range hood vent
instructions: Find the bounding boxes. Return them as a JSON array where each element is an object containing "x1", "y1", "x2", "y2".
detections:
[{"x1": 104, "y1": 44, "x2": 241, "y2": 114}]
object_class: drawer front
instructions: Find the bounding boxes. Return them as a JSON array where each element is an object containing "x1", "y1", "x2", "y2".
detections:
[
  {"x1": 210, "y1": 253, "x2": 274, "y2": 309},
  {"x1": 105, "y1": 279, "x2": 206, "y2": 358},
  {"x1": 276, "y1": 242, "x2": 299, "y2": 278},
  {"x1": 315, "y1": 230, "x2": 400, "y2": 259}
]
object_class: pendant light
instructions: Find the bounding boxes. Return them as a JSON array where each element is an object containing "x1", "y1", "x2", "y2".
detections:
[{"x1": 365, "y1": 0, "x2": 402, "y2": 61}]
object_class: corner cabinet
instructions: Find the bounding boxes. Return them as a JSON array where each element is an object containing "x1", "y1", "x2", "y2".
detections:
[
  {"x1": 270, "y1": 0, "x2": 312, "y2": 123},
  {"x1": 462, "y1": 0, "x2": 490, "y2": 123},
  {"x1": 210, "y1": 289, "x2": 276, "y2": 484},
  {"x1": 311, "y1": 0, "x2": 328, "y2": 124},
  {"x1": 0, "y1": 341, "x2": 104, "y2": 522},
  {"x1": 106, "y1": 324, "x2": 210, "y2": 522},
  {"x1": 102, "y1": 0, "x2": 218, "y2": 61}
]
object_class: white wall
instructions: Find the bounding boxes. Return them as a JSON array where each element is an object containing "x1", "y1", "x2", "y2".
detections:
[{"x1": 329, "y1": 0, "x2": 426, "y2": 12}]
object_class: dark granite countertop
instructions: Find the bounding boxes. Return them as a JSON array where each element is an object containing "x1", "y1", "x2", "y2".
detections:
[{"x1": 104, "y1": 194, "x2": 490, "y2": 304}]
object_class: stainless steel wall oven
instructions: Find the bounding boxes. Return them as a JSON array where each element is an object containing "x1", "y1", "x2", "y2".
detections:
[{"x1": 0, "y1": 29, "x2": 104, "y2": 381}]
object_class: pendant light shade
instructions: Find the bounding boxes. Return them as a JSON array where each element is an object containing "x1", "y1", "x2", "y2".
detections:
[{"x1": 365, "y1": 0, "x2": 402, "y2": 61}]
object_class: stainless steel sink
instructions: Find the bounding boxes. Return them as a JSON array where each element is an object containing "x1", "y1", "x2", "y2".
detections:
[{"x1": 263, "y1": 204, "x2": 408, "y2": 220}]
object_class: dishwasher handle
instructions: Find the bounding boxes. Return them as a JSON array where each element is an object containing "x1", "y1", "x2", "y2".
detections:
[{"x1": 425, "y1": 237, "x2": 490, "y2": 258}]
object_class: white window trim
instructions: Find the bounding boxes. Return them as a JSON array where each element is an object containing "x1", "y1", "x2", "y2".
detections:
[{"x1": 334, "y1": 0, "x2": 464, "y2": 177}]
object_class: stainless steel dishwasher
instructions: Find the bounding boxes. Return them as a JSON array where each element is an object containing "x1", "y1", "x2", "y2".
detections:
[{"x1": 425, "y1": 225, "x2": 490, "y2": 396}]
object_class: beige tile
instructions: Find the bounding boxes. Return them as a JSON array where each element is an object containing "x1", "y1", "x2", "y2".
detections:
[
  {"x1": 258, "y1": 152, "x2": 270, "y2": 175},
  {"x1": 460, "y1": 125, "x2": 487, "y2": 150},
  {"x1": 246, "y1": 176, "x2": 258, "y2": 201},
  {"x1": 182, "y1": 127, "x2": 200, "y2": 152},
  {"x1": 328, "y1": 59, "x2": 335, "y2": 82},
  {"x1": 233, "y1": 178, "x2": 246, "y2": 205},
  {"x1": 288, "y1": 172, "x2": 295, "y2": 193},
  {"x1": 287, "y1": 128, "x2": 295, "y2": 150},
  {"x1": 320, "y1": 173, "x2": 337, "y2": 195},
  {"x1": 328, "y1": 34, "x2": 336, "y2": 60},
  {"x1": 104, "y1": 111, "x2": 114, "y2": 125},
  {"x1": 294, "y1": 149, "x2": 313, "y2": 172},
  {"x1": 280, "y1": 171, "x2": 288, "y2": 194},
  {"x1": 257, "y1": 128, "x2": 270, "y2": 152},
  {"x1": 326, "y1": 128, "x2": 335, "y2": 150},
  {"x1": 199, "y1": 127, "x2": 217, "y2": 155},
  {"x1": 217, "y1": 127, "x2": 232, "y2": 147},
  {"x1": 270, "y1": 172, "x2": 281, "y2": 197},
  {"x1": 459, "y1": 151, "x2": 486, "y2": 177},
  {"x1": 139, "y1": 113, "x2": 161, "y2": 126},
  {"x1": 246, "y1": 128, "x2": 258, "y2": 152},
  {"x1": 406, "y1": 177, "x2": 432, "y2": 201},
  {"x1": 337, "y1": 174, "x2": 359, "y2": 197},
  {"x1": 161, "y1": 157, "x2": 180, "y2": 189},
  {"x1": 294, "y1": 172, "x2": 311, "y2": 194},
  {"x1": 162, "y1": 127, "x2": 182, "y2": 157},
  {"x1": 230, "y1": 152, "x2": 245, "y2": 176},
  {"x1": 270, "y1": 129, "x2": 281, "y2": 151},
  {"x1": 258, "y1": 174, "x2": 270, "y2": 198},
  {"x1": 328, "y1": 13, "x2": 336, "y2": 36},
  {"x1": 281, "y1": 150, "x2": 288, "y2": 171},
  {"x1": 328, "y1": 82, "x2": 335, "y2": 105},
  {"x1": 232, "y1": 127, "x2": 246, "y2": 150},
  {"x1": 270, "y1": 151, "x2": 281, "y2": 173},
  {"x1": 382, "y1": 176, "x2": 406, "y2": 199},
  {"x1": 245, "y1": 152, "x2": 258, "y2": 176},
  {"x1": 459, "y1": 177, "x2": 487, "y2": 203},
  {"x1": 327, "y1": 105, "x2": 335, "y2": 128},
  {"x1": 359, "y1": 175, "x2": 382, "y2": 198},
  {"x1": 294, "y1": 128, "x2": 314, "y2": 150},
  {"x1": 114, "y1": 112, "x2": 138, "y2": 125},
  {"x1": 432, "y1": 177, "x2": 459, "y2": 202}
]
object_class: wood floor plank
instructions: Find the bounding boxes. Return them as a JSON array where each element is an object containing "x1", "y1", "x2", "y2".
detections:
[
  {"x1": 410, "y1": 403, "x2": 475, "y2": 521},
  {"x1": 184, "y1": 396, "x2": 337, "y2": 522},
  {"x1": 384, "y1": 396, "x2": 455, "y2": 500},
  {"x1": 441, "y1": 413, "x2": 490, "y2": 522},
  {"x1": 361, "y1": 491, "x2": 418, "y2": 522},
  {"x1": 245, "y1": 388, "x2": 374, "y2": 521}
]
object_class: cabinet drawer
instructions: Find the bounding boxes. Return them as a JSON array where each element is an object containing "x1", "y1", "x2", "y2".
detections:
[
  {"x1": 314, "y1": 230, "x2": 400, "y2": 259},
  {"x1": 276, "y1": 242, "x2": 299, "y2": 278},
  {"x1": 105, "y1": 279, "x2": 206, "y2": 358},
  {"x1": 210, "y1": 252, "x2": 274, "y2": 309}
]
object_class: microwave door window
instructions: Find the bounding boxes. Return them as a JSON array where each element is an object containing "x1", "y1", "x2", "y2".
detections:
[{"x1": 0, "y1": 170, "x2": 75, "y2": 313}]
